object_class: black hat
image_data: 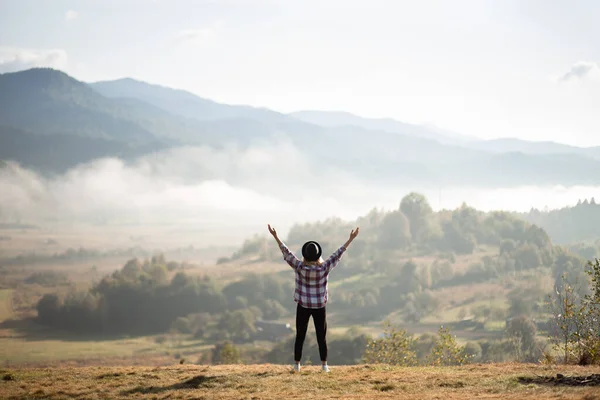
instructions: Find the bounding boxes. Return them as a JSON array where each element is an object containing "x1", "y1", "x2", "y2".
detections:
[{"x1": 302, "y1": 241, "x2": 322, "y2": 262}]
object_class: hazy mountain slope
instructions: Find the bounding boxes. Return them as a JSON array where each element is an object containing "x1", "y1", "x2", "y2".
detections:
[
  {"x1": 444, "y1": 152, "x2": 600, "y2": 187},
  {"x1": 464, "y1": 138, "x2": 600, "y2": 160},
  {"x1": 90, "y1": 78, "x2": 291, "y2": 124},
  {"x1": 0, "y1": 125, "x2": 168, "y2": 174},
  {"x1": 1, "y1": 69, "x2": 485, "y2": 174},
  {"x1": 291, "y1": 111, "x2": 600, "y2": 160},
  {"x1": 0, "y1": 68, "x2": 247, "y2": 146},
  {"x1": 290, "y1": 110, "x2": 475, "y2": 144},
  {"x1": 0, "y1": 68, "x2": 159, "y2": 142}
]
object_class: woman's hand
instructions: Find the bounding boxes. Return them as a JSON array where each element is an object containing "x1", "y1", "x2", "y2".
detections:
[
  {"x1": 268, "y1": 224, "x2": 278, "y2": 238},
  {"x1": 268, "y1": 224, "x2": 283, "y2": 246},
  {"x1": 344, "y1": 227, "x2": 359, "y2": 249}
]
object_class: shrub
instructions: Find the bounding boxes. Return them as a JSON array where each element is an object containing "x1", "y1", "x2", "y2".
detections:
[
  {"x1": 363, "y1": 321, "x2": 417, "y2": 366},
  {"x1": 25, "y1": 271, "x2": 69, "y2": 286},
  {"x1": 212, "y1": 341, "x2": 241, "y2": 364},
  {"x1": 426, "y1": 326, "x2": 470, "y2": 366},
  {"x1": 547, "y1": 258, "x2": 600, "y2": 365}
]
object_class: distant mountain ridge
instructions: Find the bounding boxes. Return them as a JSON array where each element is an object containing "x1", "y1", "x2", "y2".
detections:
[
  {"x1": 91, "y1": 77, "x2": 292, "y2": 125},
  {"x1": 289, "y1": 110, "x2": 476, "y2": 144},
  {"x1": 2, "y1": 67, "x2": 600, "y2": 186},
  {"x1": 464, "y1": 137, "x2": 600, "y2": 159},
  {"x1": 90, "y1": 75, "x2": 600, "y2": 158}
]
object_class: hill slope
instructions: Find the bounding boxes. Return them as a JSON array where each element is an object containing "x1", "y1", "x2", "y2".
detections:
[
  {"x1": 290, "y1": 110, "x2": 474, "y2": 144},
  {"x1": 0, "y1": 68, "x2": 245, "y2": 146},
  {"x1": 2, "y1": 364, "x2": 599, "y2": 399},
  {"x1": 0, "y1": 68, "x2": 159, "y2": 142},
  {"x1": 465, "y1": 138, "x2": 600, "y2": 160},
  {"x1": 90, "y1": 77, "x2": 292, "y2": 124},
  {"x1": 0, "y1": 125, "x2": 167, "y2": 173}
]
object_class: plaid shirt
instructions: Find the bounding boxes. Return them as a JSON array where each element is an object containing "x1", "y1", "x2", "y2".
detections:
[{"x1": 279, "y1": 242, "x2": 346, "y2": 309}]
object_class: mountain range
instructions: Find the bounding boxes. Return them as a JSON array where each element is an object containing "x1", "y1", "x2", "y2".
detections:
[{"x1": 1, "y1": 67, "x2": 600, "y2": 187}]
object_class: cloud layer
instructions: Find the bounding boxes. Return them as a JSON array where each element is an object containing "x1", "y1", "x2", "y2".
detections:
[{"x1": 2, "y1": 141, "x2": 599, "y2": 247}]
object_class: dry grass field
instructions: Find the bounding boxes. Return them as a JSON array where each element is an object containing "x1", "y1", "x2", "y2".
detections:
[{"x1": 2, "y1": 363, "x2": 600, "y2": 400}]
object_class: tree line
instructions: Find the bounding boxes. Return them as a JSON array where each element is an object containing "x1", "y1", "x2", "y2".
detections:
[
  {"x1": 520, "y1": 198, "x2": 600, "y2": 244},
  {"x1": 36, "y1": 255, "x2": 293, "y2": 336}
]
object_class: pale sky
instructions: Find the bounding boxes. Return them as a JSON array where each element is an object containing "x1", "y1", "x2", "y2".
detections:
[{"x1": 1, "y1": 0, "x2": 600, "y2": 146}]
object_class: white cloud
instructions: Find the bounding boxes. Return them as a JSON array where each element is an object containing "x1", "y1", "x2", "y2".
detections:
[
  {"x1": 559, "y1": 61, "x2": 600, "y2": 83},
  {"x1": 0, "y1": 47, "x2": 68, "y2": 73},
  {"x1": 65, "y1": 10, "x2": 78, "y2": 21},
  {"x1": 173, "y1": 21, "x2": 224, "y2": 47},
  {"x1": 175, "y1": 28, "x2": 216, "y2": 45}
]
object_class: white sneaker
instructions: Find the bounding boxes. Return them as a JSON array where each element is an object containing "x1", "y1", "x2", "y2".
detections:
[
  {"x1": 322, "y1": 364, "x2": 330, "y2": 373},
  {"x1": 293, "y1": 363, "x2": 301, "y2": 373}
]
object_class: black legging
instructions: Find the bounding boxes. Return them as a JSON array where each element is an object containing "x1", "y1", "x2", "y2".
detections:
[{"x1": 294, "y1": 303, "x2": 327, "y2": 362}]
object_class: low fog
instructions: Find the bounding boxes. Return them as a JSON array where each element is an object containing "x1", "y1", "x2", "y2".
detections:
[{"x1": 2, "y1": 140, "x2": 599, "y2": 247}]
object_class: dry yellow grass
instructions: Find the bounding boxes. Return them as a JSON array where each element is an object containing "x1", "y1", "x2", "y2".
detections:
[
  {"x1": 2, "y1": 363, "x2": 600, "y2": 400},
  {"x1": 0, "y1": 290, "x2": 13, "y2": 321}
]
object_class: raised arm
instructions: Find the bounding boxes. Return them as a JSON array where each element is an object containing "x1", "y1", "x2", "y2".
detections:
[
  {"x1": 268, "y1": 224, "x2": 302, "y2": 270},
  {"x1": 343, "y1": 227, "x2": 360, "y2": 250},
  {"x1": 323, "y1": 227, "x2": 360, "y2": 271}
]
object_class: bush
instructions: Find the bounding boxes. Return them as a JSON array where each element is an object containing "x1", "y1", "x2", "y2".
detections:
[
  {"x1": 363, "y1": 321, "x2": 417, "y2": 366},
  {"x1": 426, "y1": 326, "x2": 470, "y2": 366},
  {"x1": 170, "y1": 317, "x2": 192, "y2": 334},
  {"x1": 25, "y1": 271, "x2": 69, "y2": 286},
  {"x1": 212, "y1": 341, "x2": 241, "y2": 364},
  {"x1": 463, "y1": 342, "x2": 482, "y2": 363}
]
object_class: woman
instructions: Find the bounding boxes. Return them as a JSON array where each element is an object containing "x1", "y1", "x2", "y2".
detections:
[{"x1": 267, "y1": 224, "x2": 359, "y2": 373}]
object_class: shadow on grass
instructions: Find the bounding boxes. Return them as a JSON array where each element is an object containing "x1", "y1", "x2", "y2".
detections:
[
  {"x1": 518, "y1": 374, "x2": 600, "y2": 387},
  {"x1": 0, "y1": 317, "x2": 138, "y2": 342},
  {"x1": 122, "y1": 375, "x2": 228, "y2": 395}
]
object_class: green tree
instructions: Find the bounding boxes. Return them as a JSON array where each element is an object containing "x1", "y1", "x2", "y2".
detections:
[
  {"x1": 442, "y1": 221, "x2": 476, "y2": 254},
  {"x1": 505, "y1": 315, "x2": 538, "y2": 362},
  {"x1": 217, "y1": 309, "x2": 257, "y2": 342},
  {"x1": 400, "y1": 192, "x2": 434, "y2": 242},
  {"x1": 378, "y1": 210, "x2": 412, "y2": 250},
  {"x1": 514, "y1": 243, "x2": 542, "y2": 270}
]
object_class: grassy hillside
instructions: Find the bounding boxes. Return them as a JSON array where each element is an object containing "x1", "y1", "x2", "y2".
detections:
[{"x1": 2, "y1": 364, "x2": 600, "y2": 399}]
